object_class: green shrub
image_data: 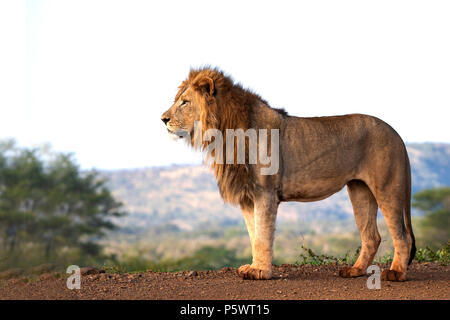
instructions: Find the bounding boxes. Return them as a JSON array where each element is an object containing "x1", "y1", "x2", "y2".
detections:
[
  {"x1": 415, "y1": 241, "x2": 449, "y2": 265},
  {"x1": 295, "y1": 244, "x2": 360, "y2": 265}
]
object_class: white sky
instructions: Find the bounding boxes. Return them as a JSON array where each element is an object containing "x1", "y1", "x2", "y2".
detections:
[{"x1": 1, "y1": 0, "x2": 449, "y2": 169}]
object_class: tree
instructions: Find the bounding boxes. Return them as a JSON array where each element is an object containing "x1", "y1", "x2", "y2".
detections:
[
  {"x1": 0, "y1": 139, "x2": 125, "y2": 266},
  {"x1": 412, "y1": 187, "x2": 450, "y2": 249},
  {"x1": 0, "y1": 142, "x2": 42, "y2": 253}
]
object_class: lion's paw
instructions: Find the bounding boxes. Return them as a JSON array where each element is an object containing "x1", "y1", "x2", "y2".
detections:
[
  {"x1": 339, "y1": 267, "x2": 364, "y2": 278},
  {"x1": 381, "y1": 269, "x2": 406, "y2": 282},
  {"x1": 237, "y1": 264, "x2": 272, "y2": 280}
]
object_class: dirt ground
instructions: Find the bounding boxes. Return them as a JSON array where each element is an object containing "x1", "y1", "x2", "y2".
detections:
[{"x1": 0, "y1": 262, "x2": 448, "y2": 300}]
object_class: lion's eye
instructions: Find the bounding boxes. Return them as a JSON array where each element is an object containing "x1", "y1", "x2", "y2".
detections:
[{"x1": 180, "y1": 100, "x2": 189, "y2": 107}]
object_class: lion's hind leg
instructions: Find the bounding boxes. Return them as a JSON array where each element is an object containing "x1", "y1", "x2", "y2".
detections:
[
  {"x1": 340, "y1": 180, "x2": 380, "y2": 278},
  {"x1": 378, "y1": 204, "x2": 411, "y2": 282}
]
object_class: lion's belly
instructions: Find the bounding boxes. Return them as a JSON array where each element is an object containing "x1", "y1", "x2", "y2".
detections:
[
  {"x1": 280, "y1": 178, "x2": 348, "y2": 202},
  {"x1": 279, "y1": 145, "x2": 360, "y2": 202}
]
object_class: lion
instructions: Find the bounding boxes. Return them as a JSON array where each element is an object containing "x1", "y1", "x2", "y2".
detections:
[{"x1": 161, "y1": 67, "x2": 416, "y2": 282}]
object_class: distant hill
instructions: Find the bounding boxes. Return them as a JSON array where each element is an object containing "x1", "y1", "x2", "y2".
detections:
[{"x1": 102, "y1": 143, "x2": 450, "y2": 233}]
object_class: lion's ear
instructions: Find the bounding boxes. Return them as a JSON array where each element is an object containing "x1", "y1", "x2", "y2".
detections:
[{"x1": 194, "y1": 76, "x2": 215, "y2": 96}]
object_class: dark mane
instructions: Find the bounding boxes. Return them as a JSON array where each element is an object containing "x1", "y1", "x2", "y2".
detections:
[
  {"x1": 273, "y1": 107, "x2": 288, "y2": 117},
  {"x1": 183, "y1": 67, "x2": 258, "y2": 211}
]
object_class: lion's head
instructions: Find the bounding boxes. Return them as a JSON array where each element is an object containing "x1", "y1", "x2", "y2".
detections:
[{"x1": 160, "y1": 68, "x2": 224, "y2": 141}]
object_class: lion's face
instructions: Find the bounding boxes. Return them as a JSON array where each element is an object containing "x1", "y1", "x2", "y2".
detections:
[{"x1": 161, "y1": 86, "x2": 204, "y2": 139}]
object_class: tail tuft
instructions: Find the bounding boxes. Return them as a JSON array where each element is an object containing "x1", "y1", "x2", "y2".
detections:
[{"x1": 408, "y1": 238, "x2": 416, "y2": 265}]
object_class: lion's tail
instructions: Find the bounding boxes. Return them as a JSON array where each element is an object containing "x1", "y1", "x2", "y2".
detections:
[{"x1": 404, "y1": 152, "x2": 416, "y2": 265}]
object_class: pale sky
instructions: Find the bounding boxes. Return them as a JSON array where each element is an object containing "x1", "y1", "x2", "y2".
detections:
[{"x1": 1, "y1": 0, "x2": 449, "y2": 169}]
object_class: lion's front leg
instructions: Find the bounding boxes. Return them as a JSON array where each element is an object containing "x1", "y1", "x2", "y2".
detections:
[
  {"x1": 241, "y1": 207, "x2": 255, "y2": 253},
  {"x1": 238, "y1": 193, "x2": 278, "y2": 280}
]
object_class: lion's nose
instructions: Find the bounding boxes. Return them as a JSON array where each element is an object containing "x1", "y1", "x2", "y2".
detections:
[{"x1": 161, "y1": 117, "x2": 170, "y2": 125}]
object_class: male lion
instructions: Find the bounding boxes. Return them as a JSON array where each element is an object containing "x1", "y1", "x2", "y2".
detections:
[{"x1": 161, "y1": 67, "x2": 416, "y2": 282}]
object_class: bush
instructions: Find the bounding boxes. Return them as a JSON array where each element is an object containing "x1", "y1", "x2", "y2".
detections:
[
  {"x1": 295, "y1": 244, "x2": 360, "y2": 265},
  {"x1": 414, "y1": 242, "x2": 449, "y2": 265}
]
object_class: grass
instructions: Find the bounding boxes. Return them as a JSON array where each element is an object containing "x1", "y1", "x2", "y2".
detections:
[
  {"x1": 1, "y1": 242, "x2": 448, "y2": 276},
  {"x1": 102, "y1": 242, "x2": 450, "y2": 273},
  {"x1": 414, "y1": 242, "x2": 450, "y2": 265},
  {"x1": 101, "y1": 245, "x2": 250, "y2": 273},
  {"x1": 295, "y1": 244, "x2": 361, "y2": 266},
  {"x1": 294, "y1": 242, "x2": 450, "y2": 266}
]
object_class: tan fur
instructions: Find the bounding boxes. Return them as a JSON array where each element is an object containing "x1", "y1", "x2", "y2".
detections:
[{"x1": 161, "y1": 67, "x2": 416, "y2": 281}]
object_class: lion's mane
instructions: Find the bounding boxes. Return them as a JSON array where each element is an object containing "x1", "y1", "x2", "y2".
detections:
[{"x1": 178, "y1": 68, "x2": 287, "y2": 211}]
